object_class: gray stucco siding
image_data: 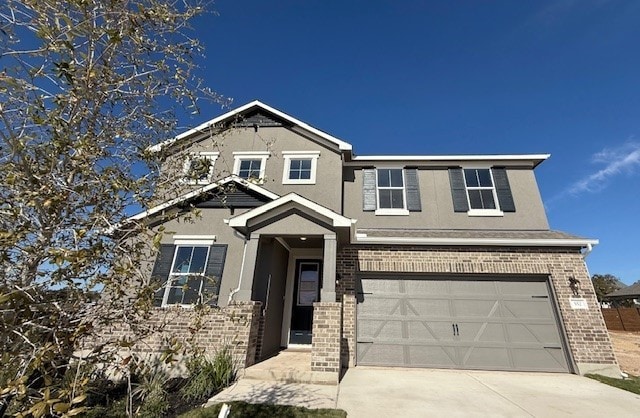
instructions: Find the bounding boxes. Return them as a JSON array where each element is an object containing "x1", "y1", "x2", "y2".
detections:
[
  {"x1": 161, "y1": 126, "x2": 344, "y2": 212},
  {"x1": 343, "y1": 167, "x2": 549, "y2": 230}
]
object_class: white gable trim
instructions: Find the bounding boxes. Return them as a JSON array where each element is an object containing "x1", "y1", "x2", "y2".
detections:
[
  {"x1": 127, "y1": 176, "x2": 279, "y2": 222},
  {"x1": 228, "y1": 193, "x2": 354, "y2": 229},
  {"x1": 149, "y1": 100, "x2": 353, "y2": 152}
]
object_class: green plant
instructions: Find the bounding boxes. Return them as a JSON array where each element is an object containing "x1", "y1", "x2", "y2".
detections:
[
  {"x1": 585, "y1": 373, "x2": 640, "y2": 395},
  {"x1": 181, "y1": 347, "x2": 237, "y2": 402},
  {"x1": 131, "y1": 359, "x2": 170, "y2": 418}
]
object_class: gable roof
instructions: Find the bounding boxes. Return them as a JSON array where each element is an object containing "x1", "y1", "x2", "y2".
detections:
[
  {"x1": 605, "y1": 282, "x2": 640, "y2": 299},
  {"x1": 127, "y1": 176, "x2": 279, "y2": 222},
  {"x1": 149, "y1": 100, "x2": 353, "y2": 152},
  {"x1": 228, "y1": 193, "x2": 354, "y2": 230}
]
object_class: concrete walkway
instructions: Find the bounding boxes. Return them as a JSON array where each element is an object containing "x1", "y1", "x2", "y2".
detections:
[
  {"x1": 205, "y1": 366, "x2": 640, "y2": 416},
  {"x1": 337, "y1": 367, "x2": 640, "y2": 417}
]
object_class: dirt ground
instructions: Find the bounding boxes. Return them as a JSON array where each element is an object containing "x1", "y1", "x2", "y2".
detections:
[{"x1": 609, "y1": 331, "x2": 640, "y2": 376}]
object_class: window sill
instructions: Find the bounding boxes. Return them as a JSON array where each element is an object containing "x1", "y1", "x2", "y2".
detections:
[
  {"x1": 375, "y1": 208, "x2": 410, "y2": 216},
  {"x1": 282, "y1": 179, "x2": 316, "y2": 185},
  {"x1": 467, "y1": 209, "x2": 504, "y2": 217}
]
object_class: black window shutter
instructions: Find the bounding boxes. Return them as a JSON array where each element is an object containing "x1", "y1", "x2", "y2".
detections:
[
  {"x1": 404, "y1": 168, "x2": 421, "y2": 212},
  {"x1": 449, "y1": 168, "x2": 469, "y2": 212},
  {"x1": 492, "y1": 168, "x2": 516, "y2": 212},
  {"x1": 362, "y1": 169, "x2": 377, "y2": 211},
  {"x1": 202, "y1": 244, "x2": 227, "y2": 306},
  {"x1": 151, "y1": 244, "x2": 176, "y2": 307}
]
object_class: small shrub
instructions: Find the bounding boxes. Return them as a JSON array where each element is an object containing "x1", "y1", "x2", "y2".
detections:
[
  {"x1": 132, "y1": 358, "x2": 170, "y2": 417},
  {"x1": 181, "y1": 346, "x2": 237, "y2": 402}
]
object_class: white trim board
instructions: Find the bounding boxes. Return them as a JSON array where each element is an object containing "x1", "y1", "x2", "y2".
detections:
[{"x1": 354, "y1": 235, "x2": 599, "y2": 247}]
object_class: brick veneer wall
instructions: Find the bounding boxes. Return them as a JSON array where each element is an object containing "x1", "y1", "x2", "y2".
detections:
[
  {"x1": 311, "y1": 302, "x2": 342, "y2": 373},
  {"x1": 336, "y1": 245, "x2": 618, "y2": 372},
  {"x1": 96, "y1": 301, "x2": 262, "y2": 369}
]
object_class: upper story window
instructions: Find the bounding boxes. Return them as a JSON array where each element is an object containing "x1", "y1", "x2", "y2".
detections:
[
  {"x1": 362, "y1": 168, "x2": 421, "y2": 215},
  {"x1": 282, "y1": 151, "x2": 320, "y2": 184},
  {"x1": 376, "y1": 168, "x2": 406, "y2": 214},
  {"x1": 183, "y1": 152, "x2": 218, "y2": 184},
  {"x1": 449, "y1": 167, "x2": 515, "y2": 216},
  {"x1": 463, "y1": 168, "x2": 498, "y2": 211},
  {"x1": 233, "y1": 151, "x2": 270, "y2": 182}
]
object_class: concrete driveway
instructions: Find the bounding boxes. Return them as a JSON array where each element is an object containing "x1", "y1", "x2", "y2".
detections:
[{"x1": 337, "y1": 367, "x2": 640, "y2": 417}]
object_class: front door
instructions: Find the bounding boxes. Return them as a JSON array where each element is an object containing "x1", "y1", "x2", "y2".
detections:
[{"x1": 289, "y1": 260, "x2": 322, "y2": 345}]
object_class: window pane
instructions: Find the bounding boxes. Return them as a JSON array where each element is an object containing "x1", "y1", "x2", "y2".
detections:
[
  {"x1": 480, "y1": 190, "x2": 496, "y2": 209},
  {"x1": 391, "y1": 189, "x2": 404, "y2": 208},
  {"x1": 468, "y1": 190, "x2": 483, "y2": 209},
  {"x1": 477, "y1": 169, "x2": 493, "y2": 187},
  {"x1": 166, "y1": 286, "x2": 183, "y2": 304},
  {"x1": 378, "y1": 189, "x2": 392, "y2": 208},
  {"x1": 389, "y1": 169, "x2": 403, "y2": 187},
  {"x1": 290, "y1": 160, "x2": 301, "y2": 170},
  {"x1": 183, "y1": 277, "x2": 202, "y2": 304},
  {"x1": 377, "y1": 169, "x2": 390, "y2": 187},
  {"x1": 238, "y1": 159, "x2": 261, "y2": 179},
  {"x1": 239, "y1": 160, "x2": 252, "y2": 170},
  {"x1": 172, "y1": 247, "x2": 192, "y2": 273},
  {"x1": 190, "y1": 247, "x2": 208, "y2": 274},
  {"x1": 300, "y1": 159, "x2": 312, "y2": 170},
  {"x1": 300, "y1": 169, "x2": 311, "y2": 179},
  {"x1": 464, "y1": 169, "x2": 479, "y2": 187}
]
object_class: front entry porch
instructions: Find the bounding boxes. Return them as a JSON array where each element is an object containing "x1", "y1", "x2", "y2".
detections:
[
  {"x1": 242, "y1": 349, "x2": 338, "y2": 385},
  {"x1": 227, "y1": 193, "x2": 351, "y2": 380}
]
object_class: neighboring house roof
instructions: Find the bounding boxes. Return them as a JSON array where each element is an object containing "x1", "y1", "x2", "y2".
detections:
[
  {"x1": 605, "y1": 282, "x2": 640, "y2": 299},
  {"x1": 355, "y1": 228, "x2": 598, "y2": 247},
  {"x1": 149, "y1": 100, "x2": 353, "y2": 152},
  {"x1": 126, "y1": 176, "x2": 279, "y2": 222},
  {"x1": 228, "y1": 193, "x2": 354, "y2": 230}
]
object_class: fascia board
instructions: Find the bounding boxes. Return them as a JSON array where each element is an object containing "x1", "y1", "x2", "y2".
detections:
[
  {"x1": 354, "y1": 236, "x2": 599, "y2": 247},
  {"x1": 349, "y1": 154, "x2": 550, "y2": 167}
]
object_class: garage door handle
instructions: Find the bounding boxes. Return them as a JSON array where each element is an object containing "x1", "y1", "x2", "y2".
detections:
[
  {"x1": 357, "y1": 292, "x2": 373, "y2": 295},
  {"x1": 531, "y1": 295, "x2": 548, "y2": 299},
  {"x1": 543, "y1": 346, "x2": 561, "y2": 349},
  {"x1": 452, "y1": 324, "x2": 459, "y2": 336}
]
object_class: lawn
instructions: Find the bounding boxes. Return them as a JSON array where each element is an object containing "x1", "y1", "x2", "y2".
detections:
[
  {"x1": 585, "y1": 373, "x2": 640, "y2": 395},
  {"x1": 180, "y1": 401, "x2": 347, "y2": 418}
]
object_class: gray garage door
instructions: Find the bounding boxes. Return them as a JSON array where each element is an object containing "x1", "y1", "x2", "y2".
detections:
[{"x1": 356, "y1": 277, "x2": 570, "y2": 372}]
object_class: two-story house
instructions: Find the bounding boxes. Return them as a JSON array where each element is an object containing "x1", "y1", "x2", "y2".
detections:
[{"x1": 124, "y1": 100, "x2": 619, "y2": 382}]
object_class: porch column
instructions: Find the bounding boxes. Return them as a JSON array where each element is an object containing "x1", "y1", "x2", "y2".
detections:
[
  {"x1": 235, "y1": 233, "x2": 260, "y2": 301},
  {"x1": 321, "y1": 233, "x2": 337, "y2": 302}
]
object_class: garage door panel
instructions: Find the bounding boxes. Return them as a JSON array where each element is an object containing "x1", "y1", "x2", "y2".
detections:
[
  {"x1": 408, "y1": 345, "x2": 458, "y2": 367},
  {"x1": 405, "y1": 298, "x2": 452, "y2": 316},
  {"x1": 449, "y1": 280, "x2": 498, "y2": 295},
  {"x1": 502, "y1": 300, "x2": 555, "y2": 319},
  {"x1": 511, "y1": 347, "x2": 566, "y2": 370},
  {"x1": 461, "y1": 346, "x2": 511, "y2": 369},
  {"x1": 403, "y1": 279, "x2": 449, "y2": 294},
  {"x1": 506, "y1": 323, "x2": 563, "y2": 344},
  {"x1": 356, "y1": 276, "x2": 569, "y2": 373},
  {"x1": 452, "y1": 299, "x2": 500, "y2": 317},
  {"x1": 358, "y1": 319, "x2": 403, "y2": 340}
]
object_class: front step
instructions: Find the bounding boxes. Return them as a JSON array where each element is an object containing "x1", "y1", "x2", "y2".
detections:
[{"x1": 242, "y1": 350, "x2": 338, "y2": 385}]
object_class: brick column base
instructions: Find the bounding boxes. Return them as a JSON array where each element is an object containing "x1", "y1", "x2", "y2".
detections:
[{"x1": 311, "y1": 302, "x2": 341, "y2": 374}]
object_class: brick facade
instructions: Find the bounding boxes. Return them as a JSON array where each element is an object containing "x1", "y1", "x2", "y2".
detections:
[
  {"x1": 96, "y1": 301, "x2": 262, "y2": 369},
  {"x1": 336, "y1": 245, "x2": 618, "y2": 374},
  {"x1": 311, "y1": 302, "x2": 342, "y2": 374}
]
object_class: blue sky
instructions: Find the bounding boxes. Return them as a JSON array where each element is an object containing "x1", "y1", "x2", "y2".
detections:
[{"x1": 185, "y1": 0, "x2": 640, "y2": 284}]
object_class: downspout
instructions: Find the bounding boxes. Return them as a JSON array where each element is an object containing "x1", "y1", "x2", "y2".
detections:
[{"x1": 228, "y1": 228, "x2": 248, "y2": 304}]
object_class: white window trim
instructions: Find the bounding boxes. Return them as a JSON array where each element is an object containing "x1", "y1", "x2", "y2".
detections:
[
  {"x1": 232, "y1": 151, "x2": 270, "y2": 183},
  {"x1": 183, "y1": 152, "x2": 219, "y2": 185},
  {"x1": 282, "y1": 151, "x2": 320, "y2": 184},
  {"x1": 375, "y1": 168, "x2": 409, "y2": 216},
  {"x1": 162, "y1": 242, "x2": 211, "y2": 308},
  {"x1": 463, "y1": 168, "x2": 504, "y2": 217}
]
